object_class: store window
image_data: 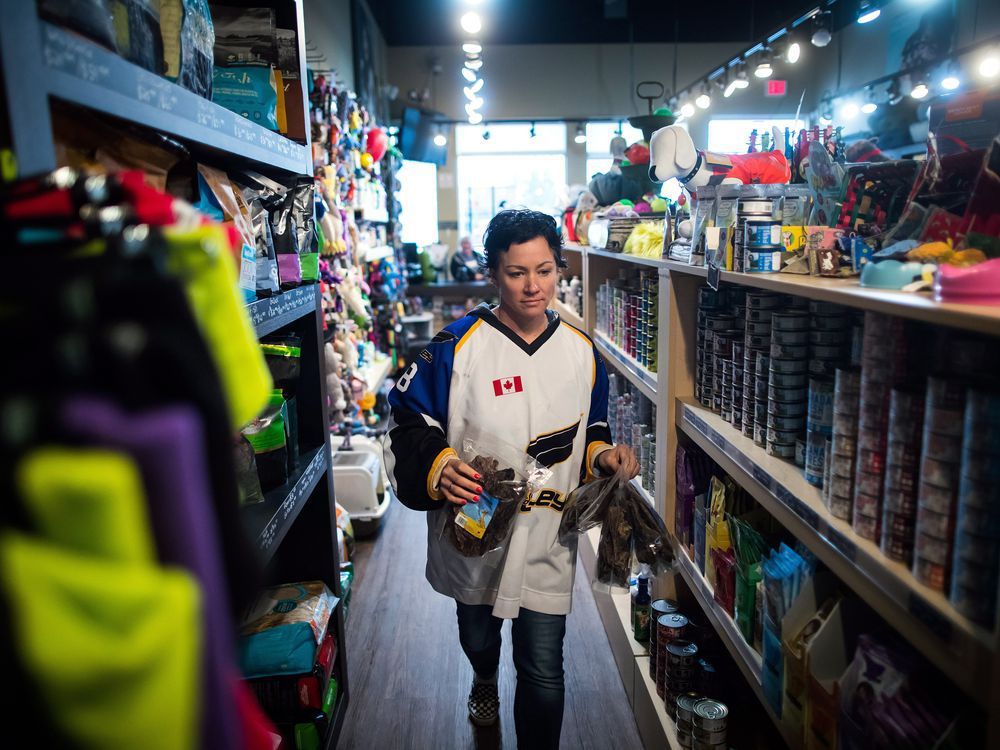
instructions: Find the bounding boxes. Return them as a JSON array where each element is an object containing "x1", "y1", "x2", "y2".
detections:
[
  {"x1": 397, "y1": 159, "x2": 439, "y2": 247},
  {"x1": 455, "y1": 123, "x2": 566, "y2": 245},
  {"x1": 585, "y1": 121, "x2": 644, "y2": 181},
  {"x1": 707, "y1": 118, "x2": 805, "y2": 154}
]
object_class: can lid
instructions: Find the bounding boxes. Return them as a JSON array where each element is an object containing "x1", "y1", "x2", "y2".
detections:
[
  {"x1": 693, "y1": 699, "x2": 729, "y2": 721},
  {"x1": 675, "y1": 692, "x2": 705, "y2": 713},
  {"x1": 650, "y1": 598, "x2": 677, "y2": 616},
  {"x1": 667, "y1": 640, "x2": 699, "y2": 657},
  {"x1": 658, "y1": 613, "x2": 688, "y2": 628}
]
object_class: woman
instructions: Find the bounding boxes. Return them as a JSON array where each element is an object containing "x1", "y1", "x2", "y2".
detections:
[
  {"x1": 450, "y1": 235, "x2": 484, "y2": 282},
  {"x1": 384, "y1": 209, "x2": 639, "y2": 749}
]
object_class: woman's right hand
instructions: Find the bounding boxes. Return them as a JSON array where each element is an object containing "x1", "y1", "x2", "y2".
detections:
[{"x1": 439, "y1": 457, "x2": 483, "y2": 506}]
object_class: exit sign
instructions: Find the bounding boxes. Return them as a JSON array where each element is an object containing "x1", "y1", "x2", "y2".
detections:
[{"x1": 766, "y1": 80, "x2": 787, "y2": 97}]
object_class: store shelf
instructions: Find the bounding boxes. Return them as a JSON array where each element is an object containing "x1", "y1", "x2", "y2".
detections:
[
  {"x1": 673, "y1": 543, "x2": 801, "y2": 749},
  {"x1": 38, "y1": 21, "x2": 311, "y2": 176},
  {"x1": 359, "y1": 355, "x2": 393, "y2": 392},
  {"x1": 361, "y1": 244, "x2": 394, "y2": 263},
  {"x1": 247, "y1": 286, "x2": 318, "y2": 337},
  {"x1": 242, "y1": 446, "x2": 329, "y2": 562},
  {"x1": 634, "y1": 657, "x2": 683, "y2": 750},
  {"x1": 630, "y1": 476, "x2": 655, "y2": 508},
  {"x1": 588, "y1": 246, "x2": 670, "y2": 269},
  {"x1": 353, "y1": 207, "x2": 389, "y2": 224},
  {"x1": 324, "y1": 692, "x2": 347, "y2": 750},
  {"x1": 551, "y1": 298, "x2": 585, "y2": 329},
  {"x1": 562, "y1": 241, "x2": 585, "y2": 253},
  {"x1": 593, "y1": 331, "x2": 657, "y2": 401},
  {"x1": 664, "y1": 260, "x2": 1000, "y2": 337},
  {"x1": 676, "y1": 396, "x2": 995, "y2": 705}
]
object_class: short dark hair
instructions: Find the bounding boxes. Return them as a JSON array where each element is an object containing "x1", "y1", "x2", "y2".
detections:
[{"x1": 480, "y1": 209, "x2": 567, "y2": 273}]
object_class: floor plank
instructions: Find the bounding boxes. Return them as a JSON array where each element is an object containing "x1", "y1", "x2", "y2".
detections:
[{"x1": 338, "y1": 499, "x2": 643, "y2": 749}]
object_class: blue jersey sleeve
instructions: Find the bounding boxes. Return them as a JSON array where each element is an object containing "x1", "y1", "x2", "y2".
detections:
[{"x1": 582, "y1": 346, "x2": 613, "y2": 482}]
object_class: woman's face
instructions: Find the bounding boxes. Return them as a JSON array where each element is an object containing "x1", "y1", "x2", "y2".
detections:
[{"x1": 493, "y1": 236, "x2": 558, "y2": 323}]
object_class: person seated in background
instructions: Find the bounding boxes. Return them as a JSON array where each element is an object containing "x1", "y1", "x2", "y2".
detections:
[{"x1": 451, "y1": 236, "x2": 484, "y2": 282}]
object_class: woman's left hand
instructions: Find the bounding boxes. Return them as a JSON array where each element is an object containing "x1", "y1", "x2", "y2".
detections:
[{"x1": 597, "y1": 444, "x2": 640, "y2": 479}]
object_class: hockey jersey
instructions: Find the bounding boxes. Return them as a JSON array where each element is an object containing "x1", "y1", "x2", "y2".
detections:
[{"x1": 384, "y1": 304, "x2": 613, "y2": 618}]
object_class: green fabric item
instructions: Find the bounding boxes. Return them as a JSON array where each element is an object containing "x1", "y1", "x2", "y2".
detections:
[
  {"x1": 1, "y1": 532, "x2": 201, "y2": 750},
  {"x1": 17, "y1": 448, "x2": 154, "y2": 563},
  {"x1": 300, "y1": 252, "x2": 320, "y2": 282},
  {"x1": 164, "y1": 225, "x2": 273, "y2": 429}
]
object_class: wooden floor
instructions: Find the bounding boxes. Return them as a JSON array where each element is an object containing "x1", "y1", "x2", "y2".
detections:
[{"x1": 337, "y1": 499, "x2": 643, "y2": 750}]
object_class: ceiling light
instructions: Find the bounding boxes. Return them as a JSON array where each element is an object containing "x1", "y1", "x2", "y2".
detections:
[
  {"x1": 468, "y1": 112, "x2": 483, "y2": 125},
  {"x1": 857, "y1": 0, "x2": 881, "y2": 24},
  {"x1": 979, "y1": 53, "x2": 1000, "y2": 79},
  {"x1": 462, "y1": 42, "x2": 482, "y2": 55},
  {"x1": 574, "y1": 124, "x2": 587, "y2": 144},
  {"x1": 861, "y1": 101, "x2": 878, "y2": 114},
  {"x1": 941, "y1": 74, "x2": 960, "y2": 90},
  {"x1": 468, "y1": 77, "x2": 484, "y2": 93},
  {"x1": 910, "y1": 80, "x2": 929, "y2": 99},
  {"x1": 464, "y1": 58, "x2": 483, "y2": 71},
  {"x1": 755, "y1": 48, "x2": 774, "y2": 78},
  {"x1": 433, "y1": 132, "x2": 447, "y2": 147},
  {"x1": 460, "y1": 12, "x2": 482, "y2": 34},
  {"x1": 696, "y1": 92, "x2": 711, "y2": 109},
  {"x1": 465, "y1": 97, "x2": 483, "y2": 113},
  {"x1": 841, "y1": 101, "x2": 860, "y2": 118},
  {"x1": 461, "y1": 68, "x2": 477, "y2": 82},
  {"x1": 724, "y1": 64, "x2": 750, "y2": 97},
  {"x1": 785, "y1": 40, "x2": 801, "y2": 64},
  {"x1": 679, "y1": 101, "x2": 695, "y2": 118},
  {"x1": 811, "y1": 11, "x2": 832, "y2": 47}
]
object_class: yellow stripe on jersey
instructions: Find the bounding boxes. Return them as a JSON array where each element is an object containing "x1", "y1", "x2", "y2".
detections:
[
  {"x1": 455, "y1": 319, "x2": 484, "y2": 354},
  {"x1": 427, "y1": 447, "x2": 459, "y2": 500}
]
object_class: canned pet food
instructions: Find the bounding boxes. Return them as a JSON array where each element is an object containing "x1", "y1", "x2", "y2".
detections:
[
  {"x1": 951, "y1": 585, "x2": 998, "y2": 627},
  {"x1": 913, "y1": 556, "x2": 948, "y2": 591},
  {"x1": 957, "y1": 501, "x2": 1000, "y2": 537},
  {"x1": 925, "y1": 407, "x2": 965, "y2": 438},
  {"x1": 796, "y1": 438, "x2": 807, "y2": 467},
  {"x1": 757, "y1": 359, "x2": 809, "y2": 375},
  {"x1": 883, "y1": 488, "x2": 917, "y2": 515},
  {"x1": 810, "y1": 329, "x2": 850, "y2": 346},
  {"x1": 705, "y1": 315, "x2": 737, "y2": 331},
  {"x1": 955, "y1": 530, "x2": 997, "y2": 561},
  {"x1": 769, "y1": 398, "x2": 807, "y2": 418},
  {"x1": 830, "y1": 453, "x2": 856, "y2": 479},
  {"x1": 747, "y1": 249, "x2": 783, "y2": 272},
  {"x1": 857, "y1": 429, "x2": 887, "y2": 454},
  {"x1": 657, "y1": 613, "x2": 688, "y2": 643},
  {"x1": 745, "y1": 292, "x2": 782, "y2": 309},
  {"x1": 772, "y1": 328, "x2": 809, "y2": 346},
  {"x1": 957, "y1": 475, "x2": 1000, "y2": 509},
  {"x1": 830, "y1": 495, "x2": 853, "y2": 520},
  {"x1": 808, "y1": 378, "x2": 835, "y2": 424},
  {"x1": 916, "y1": 506, "x2": 954, "y2": 539},
  {"x1": 884, "y1": 465, "x2": 917, "y2": 496},
  {"x1": 828, "y1": 475, "x2": 854, "y2": 499},
  {"x1": 915, "y1": 532, "x2": 951, "y2": 565},
  {"x1": 967, "y1": 388, "x2": 1000, "y2": 424},
  {"x1": 692, "y1": 700, "x2": 728, "y2": 733},
  {"x1": 927, "y1": 377, "x2": 967, "y2": 411},
  {"x1": 692, "y1": 728, "x2": 728, "y2": 745},
  {"x1": 832, "y1": 433, "x2": 857, "y2": 457},
  {"x1": 833, "y1": 411, "x2": 859, "y2": 436},
  {"x1": 675, "y1": 692, "x2": 704, "y2": 723},
  {"x1": 857, "y1": 448, "x2": 886, "y2": 475},
  {"x1": 771, "y1": 343, "x2": 810, "y2": 359},
  {"x1": 853, "y1": 513, "x2": 880, "y2": 541},
  {"x1": 693, "y1": 739, "x2": 725, "y2": 750},
  {"x1": 809, "y1": 300, "x2": 844, "y2": 316},
  {"x1": 950, "y1": 554, "x2": 997, "y2": 590},
  {"x1": 767, "y1": 441, "x2": 797, "y2": 459},
  {"x1": 767, "y1": 412, "x2": 805, "y2": 432},
  {"x1": 812, "y1": 314, "x2": 851, "y2": 331},
  {"x1": 809, "y1": 358, "x2": 841, "y2": 378},
  {"x1": 834, "y1": 368, "x2": 861, "y2": 395},
  {"x1": 770, "y1": 384, "x2": 809, "y2": 403},
  {"x1": 811, "y1": 344, "x2": 849, "y2": 361},
  {"x1": 770, "y1": 371, "x2": 807, "y2": 389},
  {"x1": 886, "y1": 440, "x2": 920, "y2": 468},
  {"x1": 755, "y1": 355, "x2": 772, "y2": 376},
  {"x1": 921, "y1": 456, "x2": 960, "y2": 489},
  {"x1": 961, "y1": 448, "x2": 1000, "y2": 483},
  {"x1": 855, "y1": 472, "x2": 883, "y2": 498},
  {"x1": 918, "y1": 482, "x2": 956, "y2": 514},
  {"x1": 770, "y1": 312, "x2": 809, "y2": 332},
  {"x1": 745, "y1": 319, "x2": 773, "y2": 337},
  {"x1": 853, "y1": 490, "x2": 880, "y2": 517},
  {"x1": 745, "y1": 333, "x2": 772, "y2": 349}
]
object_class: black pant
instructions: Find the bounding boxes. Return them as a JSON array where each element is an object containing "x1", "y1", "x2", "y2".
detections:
[{"x1": 456, "y1": 602, "x2": 567, "y2": 750}]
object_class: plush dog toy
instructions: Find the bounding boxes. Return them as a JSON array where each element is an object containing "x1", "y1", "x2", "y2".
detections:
[{"x1": 649, "y1": 125, "x2": 791, "y2": 188}]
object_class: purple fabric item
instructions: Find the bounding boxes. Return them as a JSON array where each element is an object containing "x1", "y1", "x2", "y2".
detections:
[{"x1": 63, "y1": 398, "x2": 244, "y2": 750}]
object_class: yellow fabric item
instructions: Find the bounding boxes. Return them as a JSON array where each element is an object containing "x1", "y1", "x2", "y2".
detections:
[
  {"x1": 164, "y1": 224, "x2": 273, "y2": 428},
  {"x1": 623, "y1": 221, "x2": 666, "y2": 259},
  {"x1": 1, "y1": 532, "x2": 201, "y2": 750},
  {"x1": 17, "y1": 449, "x2": 154, "y2": 563}
]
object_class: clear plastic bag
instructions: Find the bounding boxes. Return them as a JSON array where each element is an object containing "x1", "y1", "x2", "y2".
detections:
[{"x1": 441, "y1": 431, "x2": 552, "y2": 559}]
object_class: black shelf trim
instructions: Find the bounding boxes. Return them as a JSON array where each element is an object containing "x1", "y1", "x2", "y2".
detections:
[
  {"x1": 40, "y1": 21, "x2": 311, "y2": 176},
  {"x1": 247, "y1": 286, "x2": 318, "y2": 337},
  {"x1": 242, "y1": 446, "x2": 328, "y2": 563}
]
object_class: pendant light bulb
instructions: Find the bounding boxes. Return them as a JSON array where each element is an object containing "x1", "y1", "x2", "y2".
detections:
[
  {"x1": 754, "y1": 48, "x2": 774, "y2": 78},
  {"x1": 433, "y1": 132, "x2": 447, "y2": 147},
  {"x1": 979, "y1": 54, "x2": 999, "y2": 79},
  {"x1": 680, "y1": 101, "x2": 695, "y2": 118},
  {"x1": 811, "y1": 11, "x2": 832, "y2": 47},
  {"x1": 469, "y1": 77, "x2": 484, "y2": 94},
  {"x1": 941, "y1": 75, "x2": 960, "y2": 91},
  {"x1": 462, "y1": 42, "x2": 482, "y2": 55},
  {"x1": 460, "y1": 12, "x2": 482, "y2": 34},
  {"x1": 857, "y1": 0, "x2": 881, "y2": 25},
  {"x1": 574, "y1": 124, "x2": 587, "y2": 144},
  {"x1": 861, "y1": 101, "x2": 877, "y2": 114},
  {"x1": 696, "y1": 92, "x2": 711, "y2": 109},
  {"x1": 786, "y1": 40, "x2": 801, "y2": 64},
  {"x1": 461, "y1": 68, "x2": 477, "y2": 82},
  {"x1": 465, "y1": 58, "x2": 483, "y2": 71},
  {"x1": 910, "y1": 81, "x2": 929, "y2": 99}
]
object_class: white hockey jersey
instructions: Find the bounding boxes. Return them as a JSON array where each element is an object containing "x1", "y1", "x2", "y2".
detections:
[{"x1": 384, "y1": 304, "x2": 613, "y2": 618}]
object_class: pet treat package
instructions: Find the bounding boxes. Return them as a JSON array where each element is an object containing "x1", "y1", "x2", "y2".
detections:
[
  {"x1": 559, "y1": 476, "x2": 675, "y2": 593},
  {"x1": 441, "y1": 432, "x2": 552, "y2": 560},
  {"x1": 160, "y1": 0, "x2": 214, "y2": 98},
  {"x1": 234, "y1": 433, "x2": 264, "y2": 505},
  {"x1": 111, "y1": 0, "x2": 164, "y2": 74}
]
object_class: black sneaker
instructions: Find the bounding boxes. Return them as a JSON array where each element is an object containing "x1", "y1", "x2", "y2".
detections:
[{"x1": 467, "y1": 680, "x2": 499, "y2": 726}]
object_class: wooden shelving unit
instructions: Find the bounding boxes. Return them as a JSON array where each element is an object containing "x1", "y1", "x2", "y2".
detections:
[
  {"x1": 552, "y1": 298, "x2": 585, "y2": 329},
  {"x1": 593, "y1": 331, "x2": 658, "y2": 402},
  {"x1": 0, "y1": 3, "x2": 350, "y2": 745}
]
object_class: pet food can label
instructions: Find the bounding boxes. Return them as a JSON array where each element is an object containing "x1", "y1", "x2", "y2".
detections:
[
  {"x1": 913, "y1": 557, "x2": 948, "y2": 591},
  {"x1": 747, "y1": 250, "x2": 782, "y2": 272},
  {"x1": 773, "y1": 329, "x2": 809, "y2": 346},
  {"x1": 770, "y1": 312, "x2": 809, "y2": 331},
  {"x1": 853, "y1": 513, "x2": 880, "y2": 541},
  {"x1": 915, "y1": 532, "x2": 951, "y2": 565},
  {"x1": 767, "y1": 412, "x2": 806, "y2": 431},
  {"x1": 745, "y1": 292, "x2": 782, "y2": 309},
  {"x1": 770, "y1": 357, "x2": 808, "y2": 375},
  {"x1": 766, "y1": 441, "x2": 797, "y2": 458},
  {"x1": 771, "y1": 385, "x2": 809, "y2": 403},
  {"x1": 769, "y1": 399, "x2": 807, "y2": 418},
  {"x1": 919, "y1": 481, "x2": 956, "y2": 514},
  {"x1": 810, "y1": 329, "x2": 850, "y2": 346},
  {"x1": 917, "y1": 506, "x2": 954, "y2": 539},
  {"x1": 812, "y1": 314, "x2": 851, "y2": 331},
  {"x1": 770, "y1": 371, "x2": 807, "y2": 389},
  {"x1": 745, "y1": 220, "x2": 782, "y2": 247}
]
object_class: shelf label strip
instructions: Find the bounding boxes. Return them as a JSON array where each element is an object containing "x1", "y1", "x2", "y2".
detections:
[{"x1": 258, "y1": 449, "x2": 327, "y2": 552}]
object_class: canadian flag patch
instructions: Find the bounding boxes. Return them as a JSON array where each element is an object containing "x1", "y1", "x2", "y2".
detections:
[{"x1": 492, "y1": 376, "x2": 524, "y2": 396}]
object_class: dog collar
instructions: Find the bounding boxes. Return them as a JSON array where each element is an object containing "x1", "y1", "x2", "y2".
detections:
[{"x1": 677, "y1": 153, "x2": 704, "y2": 185}]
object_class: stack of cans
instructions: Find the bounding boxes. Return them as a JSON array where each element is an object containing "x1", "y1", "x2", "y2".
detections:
[
  {"x1": 664, "y1": 640, "x2": 699, "y2": 712},
  {"x1": 853, "y1": 313, "x2": 908, "y2": 542},
  {"x1": 674, "y1": 693, "x2": 704, "y2": 743},
  {"x1": 880, "y1": 386, "x2": 925, "y2": 564},
  {"x1": 729, "y1": 339, "x2": 745, "y2": 428},
  {"x1": 913, "y1": 377, "x2": 966, "y2": 592},
  {"x1": 715, "y1": 331, "x2": 742, "y2": 421},
  {"x1": 952, "y1": 389, "x2": 1000, "y2": 627},
  {"x1": 696, "y1": 287, "x2": 730, "y2": 410},
  {"x1": 655, "y1": 613, "x2": 688, "y2": 699},
  {"x1": 743, "y1": 292, "x2": 780, "y2": 443},
  {"x1": 826, "y1": 368, "x2": 861, "y2": 520},
  {"x1": 766, "y1": 310, "x2": 810, "y2": 459},
  {"x1": 690, "y1": 699, "x2": 729, "y2": 749},
  {"x1": 738, "y1": 196, "x2": 782, "y2": 273},
  {"x1": 805, "y1": 377, "x2": 835, "y2": 485},
  {"x1": 648, "y1": 599, "x2": 678, "y2": 680},
  {"x1": 639, "y1": 270, "x2": 659, "y2": 373},
  {"x1": 804, "y1": 302, "x2": 851, "y2": 484}
]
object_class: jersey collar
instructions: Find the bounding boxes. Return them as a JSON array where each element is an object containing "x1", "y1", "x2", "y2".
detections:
[{"x1": 470, "y1": 303, "x2": 560, "y2": 356}]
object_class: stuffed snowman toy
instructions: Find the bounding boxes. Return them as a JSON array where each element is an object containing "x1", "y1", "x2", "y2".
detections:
[{"x1": 649, "y1": 125, "x2": 791, "y2": 237}]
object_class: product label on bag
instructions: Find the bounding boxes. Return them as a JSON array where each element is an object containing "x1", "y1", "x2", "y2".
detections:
[
  {"x1": 455, "y1": 491, "x2": 501, "y2": 539},
  {"x1": 239, "y1": 243, "x2": 256, "y2": 302}
]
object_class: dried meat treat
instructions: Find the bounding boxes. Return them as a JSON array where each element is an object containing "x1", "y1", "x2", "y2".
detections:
[
  {"x1": 442, "y1": 454, "x2": 527, "y2": 557},
  {"x1": 628, "y1": 486, "x2": 675, "y2": 572},
  {"x1": 597, "y1": 495, "x2": 632, "y2": 586}
]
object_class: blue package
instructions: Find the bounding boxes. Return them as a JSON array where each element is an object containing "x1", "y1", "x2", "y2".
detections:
[{"x1": 212, "y1": 65, "x2": 278, "y2": 131}]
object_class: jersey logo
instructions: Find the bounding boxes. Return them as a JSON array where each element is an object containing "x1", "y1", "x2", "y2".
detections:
[
  {"x1": 492, "y1": 376, "x2": 523, "y2": 397},
  {"x1": 520, "y1": 489, "x2": 566, "y2": 513},
  {"x1": 526, "y1": 420, "x2": 580, "y2": 468}
]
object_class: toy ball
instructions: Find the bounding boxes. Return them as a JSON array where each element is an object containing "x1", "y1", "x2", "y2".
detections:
[
  {"x1": 365, "y1": 127, "x2": 389, "y2": 162},
  {"x1": 634, "y1": 201, "x2": 652, "y2": 213},
  {"x1": 359, "y1": 391, "x2": 376, "y2": 410},
  {"x1": 360, "y1": 152, "x2": 374, "y2": 170},
  {"x1": 618, "y1": 199, "x2": 635, "y2": 207},
  {"x1": 625, "y1": 142, "x2": 650, "y2": 165},
  {"x1": 654, "y1": 106, "x2": 674, "y2": 117},
  {"x1": 650, "y1": 197, "x2": 667, "y2": 212}
]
